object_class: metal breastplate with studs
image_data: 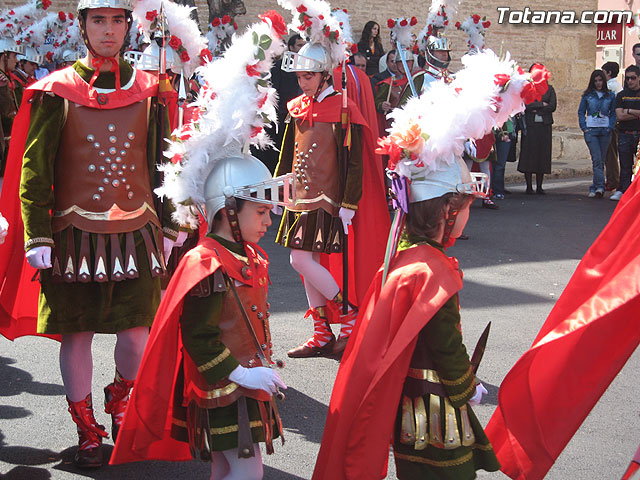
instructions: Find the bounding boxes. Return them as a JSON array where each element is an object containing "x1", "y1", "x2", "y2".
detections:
[
  {"x1": 289, "y1": 120, "x2": 340, "y2": 215},
  {"x1": 52, "y1": 98, "x2": 160, "y2": 234}
]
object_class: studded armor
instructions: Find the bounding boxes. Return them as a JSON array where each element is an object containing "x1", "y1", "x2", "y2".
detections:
[
  {"x1": 289, "y1": 120, "x2": 340, "y2": 215},
  {"x1": 52, "y1": 98, "x2": 160, "y2": 234}
]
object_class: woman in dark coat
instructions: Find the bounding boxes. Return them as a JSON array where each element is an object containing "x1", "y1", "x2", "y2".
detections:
[
  {"x1": 357, "y1": 21, "x2": 385, "y2": 77},
  {"x1": 518, "y1": 64, "x2": 557, "y2": 194}
]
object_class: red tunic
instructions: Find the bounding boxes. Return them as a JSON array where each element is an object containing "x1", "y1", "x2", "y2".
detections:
[{"x1": 312, "y1": 244, "x2": 462, "y2": 479}]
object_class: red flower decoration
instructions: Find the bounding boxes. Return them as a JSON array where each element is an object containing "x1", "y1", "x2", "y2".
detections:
[
  {"x1": 58, "y1": 11, "x2": 66, "y2": 21},
  {"x1": 375, "y1": 137, "x2": 403, "y2": 170},
  {"x1": 9, "y1": 10, "x2": 14, "y2": 14},
  {"x1": 200, "y1": 48, "x2": 213, "y2": 64},
  {"x1": 399, "y1": 19, "x2": 408, "y2": 27},
  {"x1": 250, "y1": 126, "x2": 263, "y2": 137},
  {"x1": 180, "y1": 50, "x2": 190, "y2": 62},
  {"x1": 472, "y1": 14, "x2": 481, "y2": 24},
  {"x1": 350, "y1": 43, "x2": 358, "y2": 54},
  {"x1": 482, "y1": 21, "x2": 491, "y2": 28},
  {"x1": 257, "y1": 94, "x2": 268, "y2": 108},
  {"x1": 41, "y1": 0, "x2": 51, "y2": 9},
  {"x1": 520, "y1": 63, "x2": 550, "y2": 103},
  {"x1": 145, "y1": 9, "x2": 157, "y2": 21},
  {"x1": 246, "y1": 63, "x2": 261, "y2": 77},
  {"x1": 211, "y1": 17, "x2": 220, "y2": 27},
  {"x1": 494, "y1": 73, "x2": 510, "y2": 87},
  {"x1": 444, "y1": 20, "x2": 448, "y2": 25},
  {"x1": 410, "y1": 16, "x2": 417, "y2": 26},
  {"x1": 45, "y1": 51, "x2": 53, "y2": 62},
  {"x1": 258, "y1": 10, "x2": 287, "y2": 39},
  {"x1": 222, "y1": 14, "x2": 231, "y2": 24},
  {"x1": 233, "y1": 21, "x2": 238, "y2": 30},
  {"x1": 387, "y1": 19, "x2": 395, "y2": 28},
  {"x1": 318, "y1": 15, "x2": 324, "y2": 20},
  {"x1": 296, "y1": 5, "x2": 307, "y2": 12},
  {"x1": 168, "y1": 35, "x2": 182, "y2": 49},
  {"x1": 68, "y1": 12, "x2": 74, "y2": 20}
]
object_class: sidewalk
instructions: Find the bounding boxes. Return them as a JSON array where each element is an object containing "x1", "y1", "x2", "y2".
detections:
[{"x1": 504, "y1": 128, "x2": 593, "y2": 185}]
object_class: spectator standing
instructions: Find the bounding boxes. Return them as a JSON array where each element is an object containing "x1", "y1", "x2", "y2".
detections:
[
  {"x1": 518, "y1": 64, "x2": 556, "y2": 194},
  {"x1": 492, "y1": 118, "x2": 516, "y2": 199},
  {"x1": 371, "y1": 49, "x2": 396, "y2": 90},
  {"x1": 357, "y1": 21, "x2": 384, "y2": 77},
  {"x1": 350, "y1": 52, "x2": 367, "y2": 72},
  {"x1": 611, "y1": 65, "x2": 640, "y2": 201},
  {"x1": 578, "y1": 69, "x2": 615, "y2": 198},
  {"x1": 602, "y1": 61, "x2": 622, "y2": 191}
]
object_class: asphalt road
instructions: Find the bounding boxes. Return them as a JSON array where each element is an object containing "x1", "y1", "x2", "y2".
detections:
[{"x1": 2, "y1": 177, "x2": 639, "y2": 480}]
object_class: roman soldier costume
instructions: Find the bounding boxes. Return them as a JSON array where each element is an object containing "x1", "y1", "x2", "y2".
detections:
[
  {"x1": 0, "y1": 0, "x2": 184, "y2": 468},
  {"x1": 111, "y1": 11, "x2": 295, "y2": 468},
  {"x1": 314, "y1": 48, "x2": 547, "y2": 479}
]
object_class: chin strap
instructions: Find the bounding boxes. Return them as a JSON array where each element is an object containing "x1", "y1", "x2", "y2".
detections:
[
  {"x1": 224, "y1": 196, "x2": 244, "y2": 243},
  {"x1": 89, "y1": 56, "x2": 121, "y2": 90}
]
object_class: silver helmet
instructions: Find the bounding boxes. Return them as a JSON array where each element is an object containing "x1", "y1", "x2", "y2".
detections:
[
  {"x1": 77, "y1": 0, "x2": 133, "y2": 12},
  {"x1": 408, "y1": 157, "x2": 488, "y2": 203},
  {"x1": 282, "y1": 42, "x2": 330, "y2": 73},
  {"x1": 124, "y1": 43, "x2": 179, "y2": 72},
  {"x1": 425, "y1": 34, "x2": 451, "y2": 70},
  {"x1": 203, "y1": 154, "x2": 295, "y2": 226},
  {"x1": 18, "y1": 47, "x2": 44, "y2": 65},
  {"x1": 0, "y1": 38, "x2": 25, "y2": 55}
]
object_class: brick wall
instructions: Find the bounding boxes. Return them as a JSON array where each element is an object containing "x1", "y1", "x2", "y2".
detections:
[{"x1": 2, "y1": 0, "x2": 598, "y2": 129}]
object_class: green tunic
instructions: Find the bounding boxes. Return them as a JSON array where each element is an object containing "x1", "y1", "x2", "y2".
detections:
[
  {"x1": 171, "y1": 235, "x2": 278, "y2": 453},
  {"x1": 392, "y1": 236, "x2": 500, "y2": 479},
  {"x1": 19, "y1": 60, "x2": 178, "y2": 334}
]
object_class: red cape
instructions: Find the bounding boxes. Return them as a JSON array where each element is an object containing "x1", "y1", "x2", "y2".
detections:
[
  {"x1": 110, "y1": 237, "x2": 266, "y2": 464},
  {"x1": 485, "y1": 176, "x2": 640, "y2": 479},
  {"x1": 312, "y1": 244, "x2": 462, "y2": 479},
  {"x1": 0, "y1": 66, "x2": 159, "y2": 342}
]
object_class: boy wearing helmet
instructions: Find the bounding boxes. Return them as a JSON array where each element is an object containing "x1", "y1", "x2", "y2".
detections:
[{"x1": 0, "y1": 0, "x2": 183, "y2": 468}]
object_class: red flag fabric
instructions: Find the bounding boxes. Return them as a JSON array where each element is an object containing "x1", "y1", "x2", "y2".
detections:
[{"x1": 485, "y1": 176, "x2": 640, "y2": 480}]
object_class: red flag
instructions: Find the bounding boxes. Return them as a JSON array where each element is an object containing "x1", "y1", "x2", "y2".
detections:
[{"x1": 485, "y1": 176, "x2": 640, "y2": 479}]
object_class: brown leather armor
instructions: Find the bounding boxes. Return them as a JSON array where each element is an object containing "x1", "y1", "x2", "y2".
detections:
[
  {"x1": 288, "y1": 120, "x2": 340, "y2": 215},
  {"x1": 52, "y1": 98, "x2": 160, "y2": 234}
]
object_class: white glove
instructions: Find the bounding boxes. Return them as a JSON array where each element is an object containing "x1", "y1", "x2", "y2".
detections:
[
  {"x1": 464, "y1": 140, "x2": 477, "y2": 158},
  {"x1": 0, "y1": 214, "x2": 8, "y2": 244},
  {"x1": 338, "y1": 207, "x2": 356, "y2": 234},
  {"x1": 26, "y1": 246, "x2": 52, "y2": 269},
  {"x1": 271, "y1": 205, "x2": 283, "y2": 216},
  {"x1": 468, "y1": 383, "x2": 488, "y2": 407},
  {"x1": 164, "y1": 230, "x2": 188, "y2": 263},
  {"x1": 228, "y1": 365, "x2": 287, "y2": 395}
]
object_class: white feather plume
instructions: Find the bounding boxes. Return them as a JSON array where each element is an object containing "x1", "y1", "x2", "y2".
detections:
[
  {"x1": 331, "y1": 8, "x2": 353, "y2": 45},
  {"x1": 278, "y1": 0, "x2": 348, "y2": 70},
  {"x1": 205, "y1": 15, "x2": 238, "y2": 57},
  {"x1": 388, "y1": 17, "x2": 417, "y2": 49},
  {"x1": 156, "y1": 17, "x2": 286, "y2": 227},
  {"x1": 418, "y1": 0, "x2": 458, "y2": 50},
  {"x1": 132, "y1": 0, "x2": 208, "y2": 78},
  {"x1": 385, "y1": 49, "x2": 537, "y2": 179},
  {"x1": 1, "y1": 0, "x2": 51, "y2": 40},
  {"x1": 457, "y1": 15, "x2": 490, "y2": 52}
]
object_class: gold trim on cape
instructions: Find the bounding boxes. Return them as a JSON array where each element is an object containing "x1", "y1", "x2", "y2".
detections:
[
  {"x1": 53, "y1": 202, "x2": 158, "y2": 222},
  {"x1": 197, "y1": 348, "x2": 231, "y2": 373}
]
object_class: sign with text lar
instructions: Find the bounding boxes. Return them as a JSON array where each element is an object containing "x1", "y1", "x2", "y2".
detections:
[{"x1": 597, "y1": 22, "x2": 623, "y2": 46}]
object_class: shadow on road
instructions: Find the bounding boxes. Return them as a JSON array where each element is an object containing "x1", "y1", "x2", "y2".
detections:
[
  {"x1": 0, "y1": 405, "x2": 31, "y2": 420},
  {"x1": 278, "y1": 387, "x2": 328, "y2": 445},
  {"x1": 264, "y1": 465, "x2": 306, "y2": 479},
  {"x1": 0, "y1": 357, "x2": 65, "y2": 397},
  {"x1": 461, "y1": 280, "x2": 553, "y2": 308},
  {"x1": 1, "y1": 466, "x2": 52, "y2": 479}
]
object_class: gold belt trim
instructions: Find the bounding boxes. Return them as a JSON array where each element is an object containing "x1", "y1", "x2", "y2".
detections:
[
  {"x1": 440, "y1": 367, "x2": 473, "y2": 386},
  {"x1": 198, "y1": 348, "x2": 231, "y2": 373},
  {"x1": 407, "y1": 368, "x2": 440, "y2": 383},
  {"x1": 190, "y1": 381, "x2": 240, "y2": 399},
  {"x1": 293, "y1": 193, "x2": 339, "y2": 207},
  {"x1": 172, "y1": 417, "x2": 270, "y2": 435},
  {"x1": 394, "y1": 450, "x2": 473, "y2": 467},
  {"x1": 449, "y1": 381, "x2": 476, "y2": 403},
  {"x1": 53, "y1": 202, "x2": 157, "y2": 222}
]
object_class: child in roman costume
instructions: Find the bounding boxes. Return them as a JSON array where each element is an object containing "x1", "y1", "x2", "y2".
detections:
[
  {"x1": 275, "y1": 0, "x2": 370, "y2": 358},
  {"x1": 110, "y1": 11, "x2": 294, "y2": 479},
  {"x1": 313, "y1": 49, "x2": 549, "y2": 479}
]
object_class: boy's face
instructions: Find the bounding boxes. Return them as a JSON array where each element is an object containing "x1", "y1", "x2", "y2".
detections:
[
  {"x1": 237, "y1": 201, "x2": 272, "y2": 244},
  {"x1": 84, "y1": 8, "x2": 127, "y2": 58},
  {"x1": 296, "y1": 71, "x2": 324, "y2": 97},
  {"x1": 450, "y1": 200, "x2": 471, "y2": 240}
]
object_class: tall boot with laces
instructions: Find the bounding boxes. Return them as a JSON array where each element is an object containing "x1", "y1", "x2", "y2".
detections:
[
  {"x1": 67, "y1": 394, "x2": 108, "y2": 468},
  {"x1": 329, "y1": 291, "x2": 358, "y2": 357},
  {"x1": 287, "y1": 307, "x2": 335, "y2": 358},
  {"x1": 104, "y1": 370, "x2": 134, "y2": 441}
]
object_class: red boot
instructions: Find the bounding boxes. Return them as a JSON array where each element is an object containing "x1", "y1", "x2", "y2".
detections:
[
  {"x1": 67, "y1": 394, "x2": 108, "y2": 468},
  {"x1": 287, "y1": 307, "x2": 335, "y2": 358},
  {"x1": 104, "y1": 370, "x2": 134, "y2": 441}
]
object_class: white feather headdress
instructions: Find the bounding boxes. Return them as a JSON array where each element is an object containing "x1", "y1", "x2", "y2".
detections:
[
  {"x1": 205, "y1": 15, "x2": 239, "y2": 57},
  {"x1": 277, "y1": 0, "x2": 348, "y2": 70},
  {"x1": 132, "y1": 0, "x2": 209, "y2": 78},
  {"x1": 387, "y1": 17, "x2": 418, "y2": 49},
  {"x1": 380, "y1": 49, "x2": 549, "y2": 179},
  {"x1": 0, "y1": 0, "x2": 52, "y2": 41},
  {"x1": 456, "y1": 14, "x2": 491, "y2": 52},
  {"x1": 418, "y1": 0, "x2": 458, "y2": 50},
  {"x1": 156, "y1": 12, "x2": 287, "y2": 227},
  {"x1": 331, "y1": 8, "x2": 353, "y2": 46}
]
